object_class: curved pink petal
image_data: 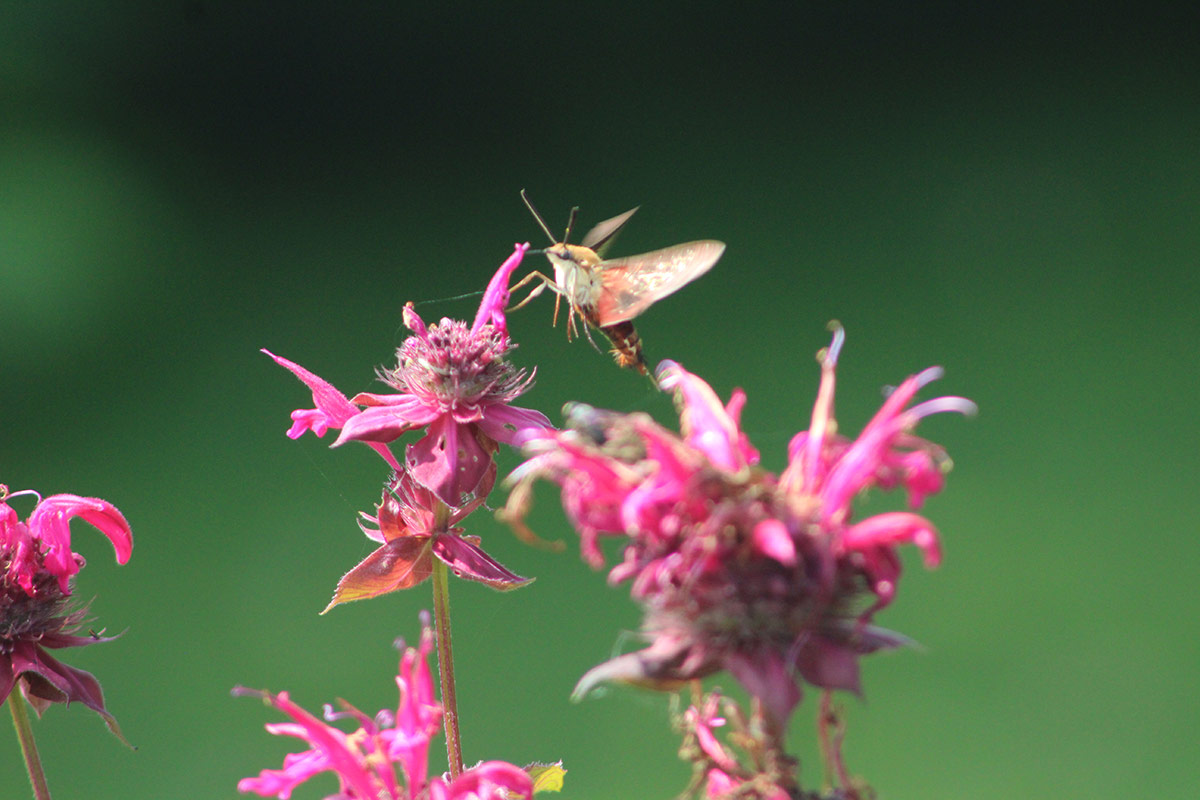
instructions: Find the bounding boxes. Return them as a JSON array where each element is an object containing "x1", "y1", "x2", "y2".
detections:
[
  {"x1": 656, "y1": 360, "x2": 747, "y2": 473},
  {"x1": 29, "y1": 494, "x2": 133, "y2": 592},
  {"x1": 432, "y1": 533, "x2": 532, "y2": 591},
  {"x1": 335, "y1": 405, "x2": 426, "y2": 445},
  {"x1": 242, "y1": 690, "x2": 380, "y2": 800},
  {"x1": 840, "y1": 511, "x2": 941, "y2": 568},
  {"x1": 475, "y1": 404, "x2": 553, "y2": 445},
  {"x1": 819, "y1": 368, "x2": 945, "y2": 518},
  {"x1": 779, "y1": 326, "x2": 845, "y2": 495},
  {"x1": 471, "y1": 243, "x2": 530, "y2": 337},
  {"x1": 392, "y1": 622, "x2": 438, "y2": 792},
  {"x1": 262, "y1": 350, "x2": 359, "y2": 435},
  {"x1": 405, "y1": 418, "x2": 494, "y2": 507},
  {"x1": 403, "y1": 303, "x2": 429, "y2": 338},
  {"x1": 238, "y1": 748, "x2": 329, "y2": 798},
  {"x1": 726, "y1": 648, "x2": 802, "y2": 727},
  {"x1": 444, "y1": 760, "x2": 534, "y2": 800},
  {"x1": 349, "y1": 393, "x2": 438, "y2": 416},
  {"x1": 896, "y1": 448, "x2": 945, "y2": 509},
  {"x1": 3, "y1": 519, "x2": 40, "y2": 595},
  {"x1": 794, "y1": 635, "x2": 863, "y2": 694}
]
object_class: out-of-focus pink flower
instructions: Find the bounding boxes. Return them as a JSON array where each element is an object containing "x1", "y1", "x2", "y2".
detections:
[
  {"x1": 0, "y1": 485, "x2": 132, "y2": 738},
  {"x1": 323, "y1": 469, "x2": 531, "y2": 613},
  {"x1": 505, "y1": 327, "x2": 974, "y2": 727},
  {"x1": 680, "y1": 693, "x2": 794, "y2": 800},
  {"x1": 238, "y1": 617, "x2": 537, "y2": 800},
  {"x1": 266, "y1": 244, "x2": 551, "y2": 507}
]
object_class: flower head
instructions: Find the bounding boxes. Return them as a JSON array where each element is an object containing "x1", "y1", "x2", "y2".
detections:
[
  {"x1": 0, "y1": 484, "x2": 132, "y2": 738},
  {"x1": 238, "y1": 616, "x2": 541, "y2": 800},
  {"x1": 504, "y1": 327, "x2": 975, "y2": 727},
  {"x1": 267, "y1": 244, "x2": 551, "y2": 507}
]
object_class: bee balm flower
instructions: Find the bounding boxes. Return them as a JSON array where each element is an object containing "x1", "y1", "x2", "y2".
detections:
[
  {"x1": 504, "y1": 328, "x2": 975, "y2": 727},
  {"x1": 0, "y1": 485, "x2": 132, "y2": 736},
  {"x1": 238, "y1": 616, "x2": 542, "y2": 800},
  {"x1": 267, "y1": 244, "x2": 551, "y2": 507}
]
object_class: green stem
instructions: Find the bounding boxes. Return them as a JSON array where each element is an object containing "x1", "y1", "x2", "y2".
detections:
[
  {"x1": 9, "y1": 693, "x2": 53, "y2": 800},
  {"x1": 431, "y1": 556, "x2": 464, "y2": 779}
]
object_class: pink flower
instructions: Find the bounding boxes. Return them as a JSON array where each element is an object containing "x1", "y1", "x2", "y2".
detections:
[
  {"x1": 323, "y1": 469, "x2": 531, "y2": 613},
  {"x1": 238, "y1": 616, "x2": 538, "y2": 800},
  {"x1": 0, "y1": 485, "x2": 133, "y2": 738},
  {"x1": 266, "y1": 244, "x2": 551, "y2": 507},
  {"x1": 680, "y1": 693, "x2": 794, "y2": 800},
  {"x1": 505, "y1": 327, "x2": 974, "y2": 727}
]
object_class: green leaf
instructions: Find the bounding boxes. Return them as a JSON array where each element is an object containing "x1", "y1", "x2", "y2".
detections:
[{"x1": 525, "y1": 761, "x2": 566, "y2": 793}]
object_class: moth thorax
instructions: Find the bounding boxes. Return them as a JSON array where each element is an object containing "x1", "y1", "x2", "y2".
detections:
[{"x1": 546, "y1": 244, "x2": 604, "y2": 306}]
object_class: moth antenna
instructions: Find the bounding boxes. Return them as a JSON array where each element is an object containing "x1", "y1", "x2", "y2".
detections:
[
  {"x1": 563, "y1": 205, "x2": 580, "y2": 244},
  {"x1": 520, "y1": 189, "x2": 557, "y2": 244}
]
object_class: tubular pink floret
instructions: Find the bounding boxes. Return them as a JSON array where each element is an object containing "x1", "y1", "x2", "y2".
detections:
[
  {"x1": 403, "y1": 304, "x2": 429, "y2": 339},
  {"x1": 913, "y1": 365, "x2": 945, "y2": 388},
  {"x1": 471, "y1": 242, "x2": 529, "y2": 336},
  {"x1": 823, "y1": 322, "x2": 846, "y2": 367},
  {"x1": 907, "y1": 395, "x2": 979, "y2": 420},
  {"x1": 840, "y1": 511, "x2": 942, "y2": 568},
  {"x1": 793, "y1": 325, "x2": 845, "y2": 494},
  {"x1": 26, "y1": 493, "x2": 134, "y2": 593}
]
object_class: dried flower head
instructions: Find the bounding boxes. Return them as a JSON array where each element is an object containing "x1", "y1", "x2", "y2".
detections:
[
  {"x1": 0, "y1": 485, "x2": 132, "y2": 738},
  {"x1": 504, "y1": 327, "x2": 975, "y2": 727}
]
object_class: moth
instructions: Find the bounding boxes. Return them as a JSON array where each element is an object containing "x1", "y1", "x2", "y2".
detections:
[{"x1": 513, "y1": 189, "x2": 725, "y2": 375}]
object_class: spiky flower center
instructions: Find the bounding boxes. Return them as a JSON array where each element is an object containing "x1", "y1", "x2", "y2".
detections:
[
  {"x1": 0, "y1": 560, "x2": 79, "y2": 647},
  {"x1": 387, "y1": 319, "x2": 530, "y2": 413}
]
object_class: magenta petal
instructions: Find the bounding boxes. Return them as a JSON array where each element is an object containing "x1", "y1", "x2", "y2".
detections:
[
  {"x1": 794, "y1": 635, "x2": 863, "y2": 695},
  {"x1": 445, "y1": 760, "x2": 534, "y2": 800},
  {"x1": 262, "y1": 350, "x2": 359, "y2": 432},
  {"x1": 751, "y1": 519, "x2": 796, "y2": 566},
  {"x1": 406, "y1": 418, "x2": 493, "y2": 507},
  {"x1": 726, "y1": 649, "x2": 802, "y2": 727},
  {"x1": 335, "y1": 406, "x2": 423, "y2": 445},
  {"x1": 475, "y1": 404, "x2": 553, "y2": 445},
  {"x1": 656, "y1": 360, "x2": 747, "y2": 472},
  {"x1": 29, "y1": 494, "x2": 133, "y2": 591},
  {"x1": 471, "y1": 243, "x2": 529, "y2": 337},
  {"x1": 249, "y1": 691, "x2": 380, "y2": 800},
  {"x1": 841, "y1": 511, "x2": 941, "y2": 568},
  {"x1": 432, "y1": 534, "x2": 532, "y2": 591}
]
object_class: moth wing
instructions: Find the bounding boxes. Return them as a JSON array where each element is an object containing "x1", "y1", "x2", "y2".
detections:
[
  {"x1": 580, "y1": 207, "x2": 639, "y2": 256},
  {"x1": 594, "y1": 240, "x2": 725, "y2": 325}
]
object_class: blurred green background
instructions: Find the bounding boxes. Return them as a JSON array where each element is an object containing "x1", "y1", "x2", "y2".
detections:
[{"x1": 2, "y1": 3, "x2": 1197, "y2": 798}]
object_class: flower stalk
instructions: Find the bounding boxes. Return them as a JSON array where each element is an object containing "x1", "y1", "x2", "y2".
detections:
[
  {"x1": 430, "y1": 550, "x2": 464, "y2": 779},
  {"x1": 9, "y1": 692, "x2": 52, "y2": 800}
]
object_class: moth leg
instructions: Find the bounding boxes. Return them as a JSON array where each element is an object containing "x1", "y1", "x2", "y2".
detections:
[
  {"x1": 579, "y1": 319, "x2": 604, "y2": 354},
  {"x1": 507, "y1": 270, "x2": 559, "y2": 312}
]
